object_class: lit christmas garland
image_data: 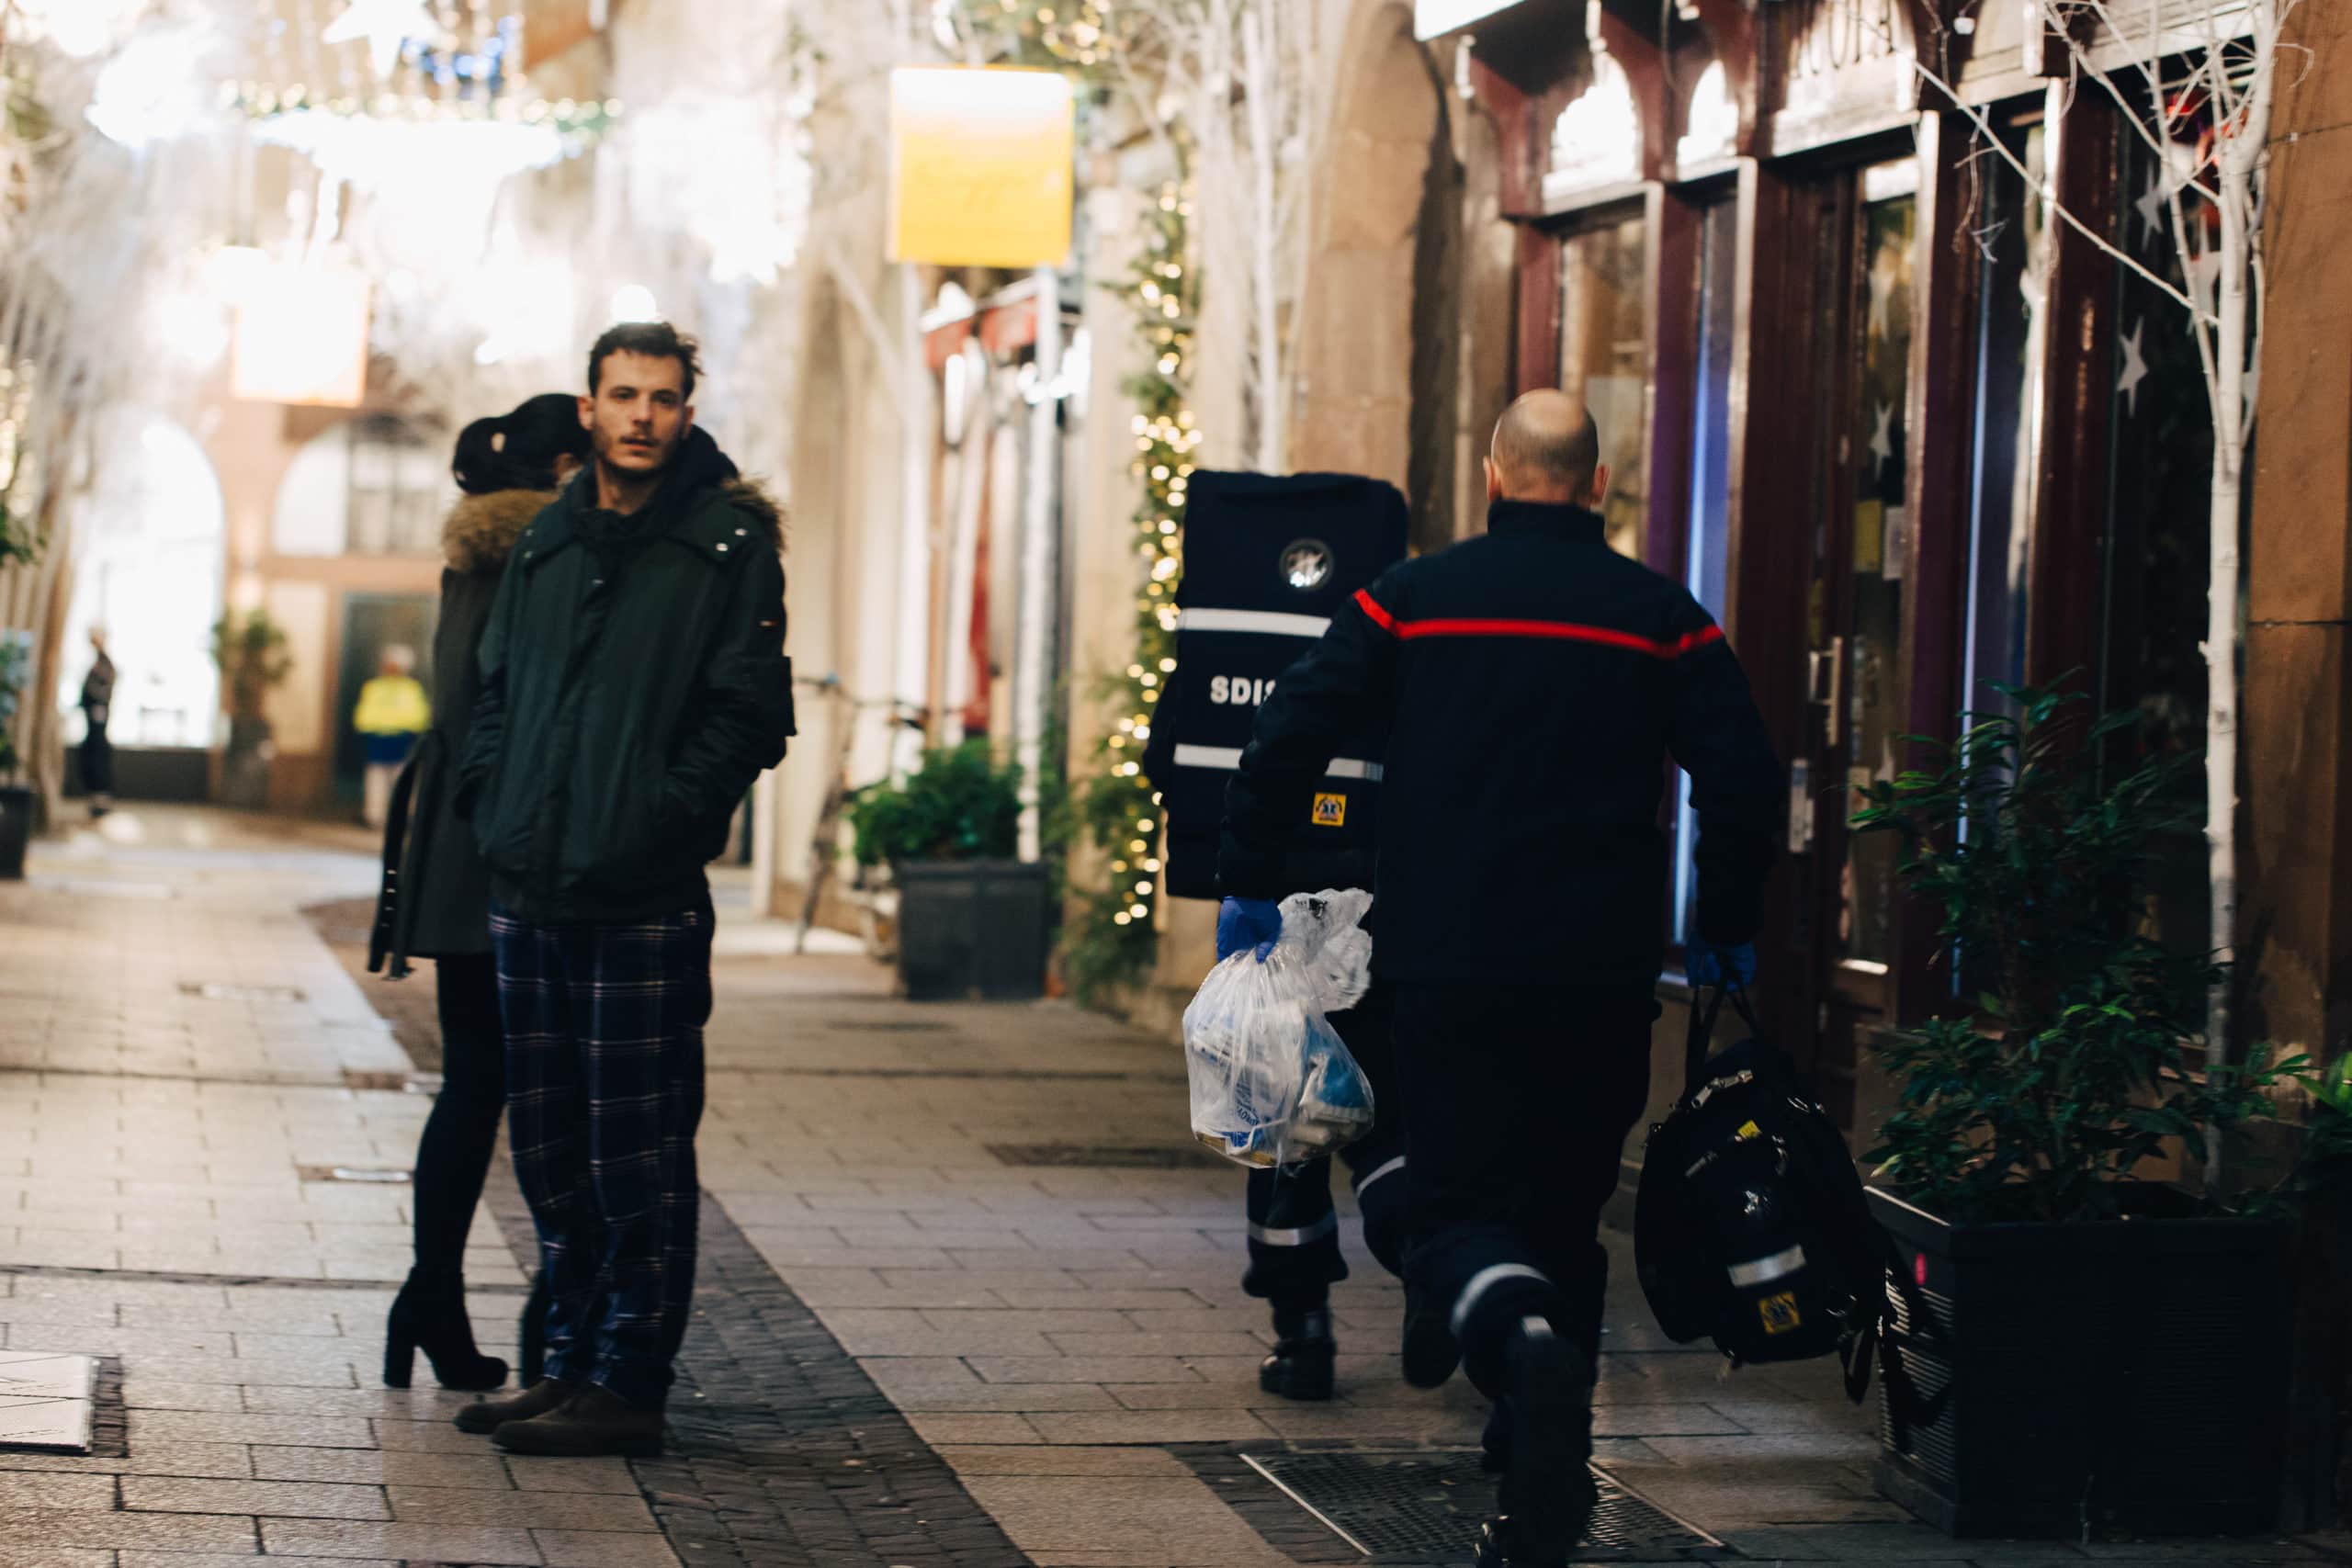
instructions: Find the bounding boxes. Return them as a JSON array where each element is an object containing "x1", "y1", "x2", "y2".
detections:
[
  {"x1": 1062, "y1": 172, "x2": 1198, "y2": 998},
  {"x1": 975, "y1": 0, "x2": 1120, "y2": 69},
  {"x1": 225, "y1": 82, "x2": 621, "y2": 139},
  {"x1": 957, "y1": 0, "x2": 1197, "y2": 999}
]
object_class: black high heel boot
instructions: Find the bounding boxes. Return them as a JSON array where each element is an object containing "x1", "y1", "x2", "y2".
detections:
[
  {"x1": 384, "y1": 1272, "x2": 508, "y2": 1391},
  {"x1": 518, "y1": 1270, "x2": 551, "y2": 1387}
]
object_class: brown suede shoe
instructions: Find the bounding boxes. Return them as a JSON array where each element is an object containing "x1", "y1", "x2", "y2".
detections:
[
  {"x1": 490, "y1": 1384, "x2": 664, "y2": 1458},
  {"x1": 454, "y1": 1377, "x2": 576, "y2": 1435}
]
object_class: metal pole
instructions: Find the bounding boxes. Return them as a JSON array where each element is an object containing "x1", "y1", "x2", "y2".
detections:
[
  {"x1": 894, "y1": 265, "x2": 934, "y2": 779},
  {"x1": 1015, "y1": 266, "x2": 1061, "y2": 863}
]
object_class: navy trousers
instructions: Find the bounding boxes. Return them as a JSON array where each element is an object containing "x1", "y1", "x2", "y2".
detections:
[
  {"x1": 1242, "y1": 985, "x2": 1410, "y2": 1307},
  {"x1": 1397, "y1": 983, "x2": 1656, "y2": 1394},
  {"x1": 491, "y1": 897, "x2": 712, "y2": 1408}
]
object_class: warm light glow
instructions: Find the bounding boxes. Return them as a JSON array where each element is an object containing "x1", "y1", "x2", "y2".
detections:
[
  {"x1": 87, "y1": 25, "x2": 218, "y2": 149},
  {"x1": 1677, "y1": 62, "x2": 1736, "y2": 169},
  {"x1": 231, "y1": 265, "x2": 372, "y2": 409},
  {"x1": 16, "y1": 0, "x2": 144, "y2": 57},
  {"x1": 1551, "y1": 52, "x2": 1640, "y2": 191}
]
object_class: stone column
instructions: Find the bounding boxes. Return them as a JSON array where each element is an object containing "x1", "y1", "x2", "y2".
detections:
[
  {"x1": 2245, "y1": 0, "x2": 2352, "y2": 1529},
  {"x1": 2244, "y1": 0, "x2": 2352, "y2": 1063}
]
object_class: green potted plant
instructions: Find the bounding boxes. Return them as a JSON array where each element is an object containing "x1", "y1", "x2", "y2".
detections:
[
  {"x1": 847, "y1": 739, "x2": 1046, "y2": 1000},
  {"x1": 209, "y1": 608, "x2": 292, "y2": 811},
  {"x1": 1850, "y1": 687, "x2": 2301, "y2": 1538},
  {"x1": 0, "y1": 629, "x2": 33, "y2": 878}
]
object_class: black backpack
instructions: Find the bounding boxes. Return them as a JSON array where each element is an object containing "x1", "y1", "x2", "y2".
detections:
[{"x1": 1634, "y1": 986, "x2": 1889, "y2": 1393}]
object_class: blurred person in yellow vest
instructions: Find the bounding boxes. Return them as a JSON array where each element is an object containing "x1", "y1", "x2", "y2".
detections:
[{"x1": 356, "y1": 645, "x2": 430, "y2": 829}]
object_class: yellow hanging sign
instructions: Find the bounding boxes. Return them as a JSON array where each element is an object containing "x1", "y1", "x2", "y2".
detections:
[{"x1": 889, "y1": 67, "x2": 1075, "y2": 269}]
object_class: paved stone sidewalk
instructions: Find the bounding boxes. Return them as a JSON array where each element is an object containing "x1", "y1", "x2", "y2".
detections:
[
  {"x1": 0, "y1": 812, "x2": 645, "y2": 1567},
  {"x1": 1, "y1": 808, "x2": 2341, "y2": 1568}
]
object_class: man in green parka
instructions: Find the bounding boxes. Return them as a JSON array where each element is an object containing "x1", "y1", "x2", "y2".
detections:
[{"x1": 453, "y1": 321, "x2": 794, "y2": 1456}]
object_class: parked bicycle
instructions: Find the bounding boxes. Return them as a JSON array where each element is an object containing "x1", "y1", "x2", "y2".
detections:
[{"x1": 792, "y1": 672, "x2": 927, "y2": 955}]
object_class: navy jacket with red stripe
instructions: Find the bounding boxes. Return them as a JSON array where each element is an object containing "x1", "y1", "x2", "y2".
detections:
[{"x1": 1218, "y1": 499, "x2": 1781, "y2": 987}]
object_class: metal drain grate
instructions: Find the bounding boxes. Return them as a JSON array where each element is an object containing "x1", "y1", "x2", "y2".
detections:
[
  {"x1": 1244, "y1": 1450, "x2": 1730, "y2": 1562},
  {"x1": 987, "y1": 1141, "x2": 1231, "y2": 1170}
]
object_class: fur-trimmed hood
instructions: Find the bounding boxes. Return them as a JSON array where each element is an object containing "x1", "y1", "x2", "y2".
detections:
[
  {"x1": 444, "y1": 489, "x2": 555, "y2": 573},
  {"x1": 716, "y1": 478, "x2": 786, "y2": 553}
]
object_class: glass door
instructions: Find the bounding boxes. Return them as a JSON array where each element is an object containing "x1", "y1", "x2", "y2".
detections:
[
  {"x1": 1792, "y1": 158, "x2": 1918, "y2": 1128},
  {"x1": 1671, "y1": 197, "x2": 1741, "y2": 951},
  {"x1": 1557, "y1": 213, "x2": 1651, "y2": 559}
]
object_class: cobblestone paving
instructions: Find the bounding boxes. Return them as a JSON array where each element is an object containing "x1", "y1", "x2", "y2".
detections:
[{"x1": 1, "y1": 808, "x2": 2343, "y2": 1568}]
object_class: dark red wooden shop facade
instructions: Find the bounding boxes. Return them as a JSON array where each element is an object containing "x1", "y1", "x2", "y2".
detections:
[{"x1": 1443, "y1": 0, "x2": 2142, "y2": 1130}]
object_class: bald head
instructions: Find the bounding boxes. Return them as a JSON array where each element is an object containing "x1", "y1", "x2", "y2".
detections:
[{"x1": 1487, "y1": 390, "x2": 1604, "y2": 506}]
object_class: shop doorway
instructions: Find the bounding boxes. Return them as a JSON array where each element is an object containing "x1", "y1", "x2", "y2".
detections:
[
  {"x1": 331, "y1": 592, "x2": 436, "y2": 813},
  {"x1": 1782, "y1": 156, "x2": 1918, "y2": 1131}
]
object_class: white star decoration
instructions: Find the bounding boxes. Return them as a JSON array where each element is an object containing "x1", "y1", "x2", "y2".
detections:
[
  {"x1": 322, "y1": 0, "x2": 435, "y2": 78},
  {"x1": 2187, "y1": 243, "x2": 2222, "y2": 311},
  {"x1": 2134, "y1": 173, "x2": 2166, "y2": 247},
  {"x1": 2117, "y1": 318, "x2": 2149, "y2": 417},
  {"x1": 1868, "y1": 400, "x2": 1894, "y2": 479}
]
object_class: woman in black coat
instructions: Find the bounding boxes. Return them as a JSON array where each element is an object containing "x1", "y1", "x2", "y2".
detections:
[{"x1": 372, "y1": 394, "x2": 587, "y2": 1388}]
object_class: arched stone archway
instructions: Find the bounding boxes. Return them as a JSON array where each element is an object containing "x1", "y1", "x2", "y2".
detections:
[
  {"x1": 1293, "y1": 1, "x2": 1459, "y2": 550},
  {"x1": 61, "y1": 410, "x2": 227, "y2": 759}
]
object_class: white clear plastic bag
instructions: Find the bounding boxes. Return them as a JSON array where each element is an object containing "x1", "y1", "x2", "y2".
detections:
[{"x1": 1184, "y1": 889, "x2": 1377, "y2": 1168}]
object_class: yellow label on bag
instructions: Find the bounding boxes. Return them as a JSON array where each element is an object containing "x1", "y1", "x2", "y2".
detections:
[
  {"x1": 1312, "y1": 793, "x2": 1346, "y2": 827},
  {"x1": 1758, "y1": 1292, "x2": 1803, "y2": 1336}
]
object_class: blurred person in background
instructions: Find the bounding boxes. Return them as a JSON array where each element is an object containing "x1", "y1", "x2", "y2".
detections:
[
  {"x1": 79, "y1": 626, "x2": 116, "y2": 818},
  {"x1": 355, "y1": 645, "x2": 431, "y2": 829}
]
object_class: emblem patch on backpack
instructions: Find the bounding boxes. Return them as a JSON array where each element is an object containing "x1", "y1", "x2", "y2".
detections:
[
  {"x1": 1311, "y1": 793, "x2": 1346, "y2": 827},
  {"x1": 1758, "y1": 1292, "x2": 1803, "y2": 1337}
]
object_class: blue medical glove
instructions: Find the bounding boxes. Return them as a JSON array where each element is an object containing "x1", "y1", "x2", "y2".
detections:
[
  {"x1": 1216, "y1": 897, "x2": 1283, "y2": 964},
  {"x1": 1686, "y1": 938, "x2": 1758, "y2": 989}
]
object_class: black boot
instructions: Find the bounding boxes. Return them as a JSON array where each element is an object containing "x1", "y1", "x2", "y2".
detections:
[
  {"x1": 1259, "y1": 1305, "x2": 1336, "y2": 1402},
  {"x1": 518, "y1": 1271, "x2": 551, "y2": 1388},
  {"x1": 1472, "y1": 1315, "x2": 1596, "y2": 1568},
  {"x1": 384, "y1": 1272, "x2": 507, "y2": 1392},
  {"x1": 1401, "y1": 1278, "x2": 1462, "y2": 1390}
]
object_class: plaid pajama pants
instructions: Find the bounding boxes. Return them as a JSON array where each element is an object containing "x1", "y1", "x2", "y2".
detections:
[{"x1": 490, "y1": 897, "x2": 713, "y2": 1408}]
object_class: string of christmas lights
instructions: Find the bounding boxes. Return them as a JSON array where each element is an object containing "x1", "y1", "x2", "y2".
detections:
[
  {"x1": 958, "y1": 0, "x2": 1196, "y2": 998},
  {"x1": 975, "y1": 0, "x2": 1121, "y2": 69},
  {"x1": 1064, "y1": 172, "x2": 1198, "y2": 995}
]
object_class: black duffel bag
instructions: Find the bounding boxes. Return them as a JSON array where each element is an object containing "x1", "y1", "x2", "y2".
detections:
[{"x1": 1634, "y1": 985, "x2": 1888, "y2": 1393}]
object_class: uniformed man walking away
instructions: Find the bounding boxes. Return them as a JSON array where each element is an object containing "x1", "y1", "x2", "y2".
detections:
[
  {"x1": 1142, "y1": 672, "x2": 1408, "y2": 1402},
  {"x1": 1148, "y1": 469, "x2": 1414, "y2": 1399},
  {"x1": 1216, "y1": 391, "x2": 1781, "y2": 1566},
  {"x1": 452, "y1": 322, "x2": 794, "y2": 1457}
]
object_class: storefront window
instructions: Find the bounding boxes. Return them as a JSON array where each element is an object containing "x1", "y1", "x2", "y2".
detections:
[
  {"x1": 273, "y1": 417, "x2": 449, "y2": 558},
  {"x1": 58, "y1": 412, "x2": 224, "y2": 750},
  {"x1": 1558, "y1": 216, "x2": 1649, "y2": 558},
  {"x1": 1964, "y1": 125, "x2": 2047, "y2": 715},
  {"x1": 1673, "y1": 201, "x2": 1739, "y2": 947},
  {"x1": 1838, "y1": 188, "x2": 1916, "y2": 966},
  {"x1": 2105, "y1": 125, "x2": 2212, "y2": 957}
]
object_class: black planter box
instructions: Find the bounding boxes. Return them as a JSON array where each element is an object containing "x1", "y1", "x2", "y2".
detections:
[
  {"x1": 0, "y1": 784, "x2": 29, "y2": 880},
  {"x1": 894, "y1": 859, "x2": 1050, "y2": 1001},
  {"x1": 1868, "y1": 1185, "x2": 2291, "y2": 1538}
]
